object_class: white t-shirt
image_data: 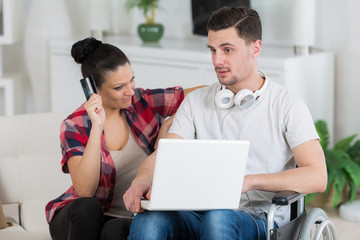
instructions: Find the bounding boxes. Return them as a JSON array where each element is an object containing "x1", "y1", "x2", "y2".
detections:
[{"x1": 169, "y1": 76, "x2": 319, "y2": 226}]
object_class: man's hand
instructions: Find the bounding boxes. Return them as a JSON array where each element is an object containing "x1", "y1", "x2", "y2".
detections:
[{"x1": 123, "y1": 181, "x2": 152, "y2": 213}]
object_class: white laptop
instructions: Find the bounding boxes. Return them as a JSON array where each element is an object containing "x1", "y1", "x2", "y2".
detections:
[{"x1": 141, "y1": 138, "x2": 250, "y2": 211}]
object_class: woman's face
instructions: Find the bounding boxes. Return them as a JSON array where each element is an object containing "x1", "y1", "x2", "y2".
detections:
[{"x1": 98, "y1": 63, "x2": 135, "y2": 110}]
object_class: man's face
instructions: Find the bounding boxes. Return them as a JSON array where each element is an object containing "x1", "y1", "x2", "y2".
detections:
[{"x1": 207, "y1": 27, "x2": 260, "y2": 89}]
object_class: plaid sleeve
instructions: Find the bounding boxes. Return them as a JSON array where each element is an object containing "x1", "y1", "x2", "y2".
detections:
[
  {"x1": 59, "y1": 116, "x2": 89, "y2": 173},
  {"x1": 136, "y1": 87, "x2": 184, "y2": 117}
]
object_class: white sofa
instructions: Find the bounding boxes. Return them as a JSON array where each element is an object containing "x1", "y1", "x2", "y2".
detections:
[{"x1": 0, "y1": 112, "x2": 71, "y2": 240}]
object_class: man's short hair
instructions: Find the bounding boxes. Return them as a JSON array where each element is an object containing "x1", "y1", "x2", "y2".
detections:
[{"x1": 207, "y1": 6, "x2": 262, "y2": 45}]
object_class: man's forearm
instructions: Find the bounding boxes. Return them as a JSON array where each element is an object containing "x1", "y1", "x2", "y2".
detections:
[
  {"x1": 133, "y1": 151, "x2": 157, "y2": 186},
  {"x1": 244, "y1": 165, "x2": 327, "y2": 194},
  {"x1": 243, "y1": 140, "x2": 327, "y2": 194}
]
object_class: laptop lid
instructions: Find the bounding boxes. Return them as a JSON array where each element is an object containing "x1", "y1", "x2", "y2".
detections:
[{"x1": 142, "y1": 139, "x2": 250, "y2": 210}]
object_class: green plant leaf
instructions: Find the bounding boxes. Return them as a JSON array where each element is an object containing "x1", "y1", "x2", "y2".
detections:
[
  {"x1": 315, "y1": 120, "x2": 330, "y2": 150},
  {"x1": 344, "y1": 159, "x2": 360, "y2": 187},
  {"x1": 348, "y1": 139, "x2": 360, "y2": 165},
  {"x1": 334, "y1": 134, "x2": 357, "y2": 151},
  {"x1": 310, "y1": 120, "x2": 360, "y2": 207},
  {"x1": 343, "y1": 166, "x2": 359, "y2": 204},
  {"x1": 325, "y1": 170, "x2": 336, "y2": 193},
  {"x1": 305, "y1": 192, "x2": 317, "y2": 205},
  {"x1": 348, "y1": 180, "x2": 357, "y2": 203},
  {"x1": 125, "y1": 0, "x2": 160, "y2": 24},
  {"x1": 325, "y1": 149, "x2": 349, "y2": 170},
  {"x1": 332, "y1": 169, "x2": 347, "y2": 191},
  {"x1": 331, "y1": 169, "x2": 347, "y2": 206},
  {"x1": 125, "y1": 0, "x2": 159, "y2": 13}
]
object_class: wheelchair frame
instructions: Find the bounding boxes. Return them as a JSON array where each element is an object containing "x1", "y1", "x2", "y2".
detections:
[{"x1": 267, "y1": 191, "x2": 339, "y2": 240}]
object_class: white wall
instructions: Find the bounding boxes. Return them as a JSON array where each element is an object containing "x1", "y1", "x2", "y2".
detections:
[
  {"x1": 2, "y1": 0, "x2": 360, "y2": 141},
  {"x1": 318, "y1": 0, "x2": 360, "y2": 141}
]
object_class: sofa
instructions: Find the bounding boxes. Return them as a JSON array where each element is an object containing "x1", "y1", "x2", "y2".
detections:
[{"x1": 0, "y1": 112, "x2": 71, "y2": 240}]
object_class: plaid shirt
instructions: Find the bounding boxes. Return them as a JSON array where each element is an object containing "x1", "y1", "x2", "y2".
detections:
[{"x1": 45, "y1": 87, "x2": 184, "y2": 223}]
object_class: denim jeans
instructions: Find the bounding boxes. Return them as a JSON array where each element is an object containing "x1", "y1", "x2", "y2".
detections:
[{"x1": 128, "y1": 209, "x2": 278, "y2": 240}]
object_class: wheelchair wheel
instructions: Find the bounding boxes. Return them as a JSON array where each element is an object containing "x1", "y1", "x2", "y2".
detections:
[{"x1": 297, "y1": 208, "x2": 338, "y2": 240}]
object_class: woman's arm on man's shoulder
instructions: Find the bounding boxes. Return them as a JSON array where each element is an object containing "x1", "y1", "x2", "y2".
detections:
[{"x1": 184, "y1": 85, "x2": 207, "y2": 96}]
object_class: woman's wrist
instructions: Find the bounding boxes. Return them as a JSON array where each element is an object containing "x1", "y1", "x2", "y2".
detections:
[{"x1": 90, "y1": 123, "x2": 104, "y2": 136}]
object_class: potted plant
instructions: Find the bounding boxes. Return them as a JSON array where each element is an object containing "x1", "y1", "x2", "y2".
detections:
[
  {"x1": 125, "y1": 0, "x2": 164, "y2": 43},
  {"x1": 306, "y1": 120, "x2": 360, "y2": 207}
]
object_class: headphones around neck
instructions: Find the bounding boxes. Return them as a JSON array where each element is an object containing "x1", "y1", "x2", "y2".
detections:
[{"x1": 214, "y1": 77, "x2": 269, "y2": 110}]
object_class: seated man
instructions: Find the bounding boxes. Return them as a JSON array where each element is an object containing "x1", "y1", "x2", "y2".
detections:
[{"x1": 123, "y1": 6, "x2": 327, "y2": 240}]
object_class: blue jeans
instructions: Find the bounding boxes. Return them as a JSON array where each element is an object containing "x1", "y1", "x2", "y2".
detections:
[{"x1": 128, "y1": 209, "x2": 278, "y2": 240}]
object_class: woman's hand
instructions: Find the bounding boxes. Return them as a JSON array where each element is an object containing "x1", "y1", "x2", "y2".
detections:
[{"x1": 84, "y1": 94, "x2": 106, "y2": 129}]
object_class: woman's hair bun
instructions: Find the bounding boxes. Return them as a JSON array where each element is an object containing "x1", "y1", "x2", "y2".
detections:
[{"x1": 71, "y1": 37, "x2": 102, "y2": 64}]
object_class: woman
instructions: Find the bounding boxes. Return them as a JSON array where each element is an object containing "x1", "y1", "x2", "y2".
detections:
[{"x1": 46, "y1": 37, "x2": 199, "y2": 240}]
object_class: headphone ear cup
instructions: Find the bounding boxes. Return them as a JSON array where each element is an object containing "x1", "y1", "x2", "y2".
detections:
[
  {"x1": 215, "y1": 88, "x2": 235, "y2": 109},
  {"x1": 234, "y1": 89, "x2": 255, "y2": 109}
]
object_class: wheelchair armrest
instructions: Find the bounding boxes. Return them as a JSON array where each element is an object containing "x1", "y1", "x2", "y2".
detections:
[{"x1": 272, "y1": 190, "x2": 305, "y2": 206}]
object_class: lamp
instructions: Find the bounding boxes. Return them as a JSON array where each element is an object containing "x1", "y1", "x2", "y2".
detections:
[
  {"x1": 292, "y1": 0, "x2": 316, "y2": 55},
  {"x1": 89, "y1": 0, "x2": 110, "y2": 40}
]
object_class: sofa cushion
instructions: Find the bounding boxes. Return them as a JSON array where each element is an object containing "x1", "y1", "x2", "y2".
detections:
[
  {"x1": 0, "y1": 231, "x2": 38, "y2": 240},
  {"x1": 22, "y1": 199, "x2": 52, "y2": 233},
  {"x1": 0, "y1": 157, "x2": 23, "y2": 204},
  {"x1": 20, "y1": 155, "x2": 71, "y2": 201},
  {"x1": 16, "y1": 112, "x2": 66, "y2": 157},
  {"x1": 0, "y1": 112, "x2": 69, "y2": 205},
  {"x1": 0, "y1": 112, "x2": 70, "y2": 239},
  {"x1": 0, "y1": 115, "x2": 23, "y2": 204},
  {"x1": 15, "y1": 112, "x2": 71, "y2": 234},
  {"x1": 19, "y1": 153, "x2": 71, "y2": 234},
  {"x1": 0, "y1": 217, "x2": 38, "y2": 240},
  {"x1": 31, "y1": 231, "x2": 52, "y2": 240},
  {"x1": 2, "y1": 203, "x2": 20, "y2": 224}
]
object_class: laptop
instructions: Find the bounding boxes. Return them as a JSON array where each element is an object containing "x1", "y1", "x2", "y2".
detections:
[{"x1": 141, "y1": 138, "x2": 250, "y2": 211}]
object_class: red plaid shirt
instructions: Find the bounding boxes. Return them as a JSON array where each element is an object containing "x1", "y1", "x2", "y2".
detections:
[{"x1": 45, "y1": 87, "x2": 184, "y2": 223}]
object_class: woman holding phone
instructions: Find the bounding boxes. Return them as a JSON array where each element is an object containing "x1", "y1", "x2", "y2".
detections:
[{"x1": 45, "y1": 37, "x2": 202, "y2": 240}]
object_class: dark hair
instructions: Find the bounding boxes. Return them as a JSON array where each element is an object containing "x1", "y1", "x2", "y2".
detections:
[
  {"x1": 207, "y1": 6, "x2": 262, "y2": 44},
  {"x1": 71, "y1": 37, "x2": 130, "y2": 88}
]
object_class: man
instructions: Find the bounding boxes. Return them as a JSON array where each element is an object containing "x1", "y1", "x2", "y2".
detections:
[{"x1": 124, "y1": 6, "x2": 327, "y2": 240}]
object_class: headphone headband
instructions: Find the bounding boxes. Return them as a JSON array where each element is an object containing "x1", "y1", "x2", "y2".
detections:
[{"x1": 253, "y1": 74, "x2": 269, "y2": 98}]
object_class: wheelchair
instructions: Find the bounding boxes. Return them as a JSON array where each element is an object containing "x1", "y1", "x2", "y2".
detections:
[{"x1": 267, "y1": 191, "x2": 339, "y2": 240}]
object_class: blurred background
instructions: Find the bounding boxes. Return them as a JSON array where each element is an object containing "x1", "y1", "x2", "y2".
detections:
[{"x1": 0, "y1": 0, "x2": 359, "y2": 143}]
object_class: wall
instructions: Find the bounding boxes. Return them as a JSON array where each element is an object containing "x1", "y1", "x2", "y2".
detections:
[
  {"x1": 319, "y1": 0, "x2": 360, "y2": 141},
  {"x1": 2, "y1": 0, "x2": 360, "y2": 141}
]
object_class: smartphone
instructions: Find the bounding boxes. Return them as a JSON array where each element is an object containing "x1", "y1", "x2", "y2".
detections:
[{"x1": 80, "y1": 75, "x2": 98, "y2": 100}]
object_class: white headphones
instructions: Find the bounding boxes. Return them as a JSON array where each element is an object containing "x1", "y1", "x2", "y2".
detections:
[{"x1": 214, "y1": 77, "x2": 269, "y2": 110}]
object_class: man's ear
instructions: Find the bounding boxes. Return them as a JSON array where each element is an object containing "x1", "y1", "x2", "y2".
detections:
[{"x1": 252, "y1": 39, "x2": 262, "y2": 57}]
